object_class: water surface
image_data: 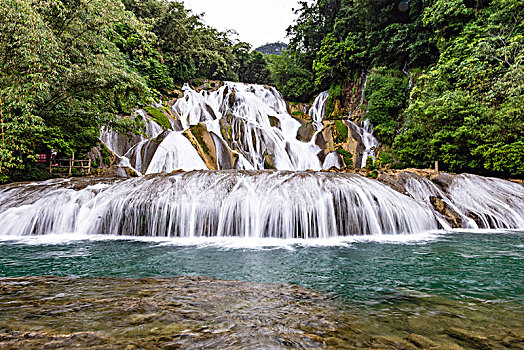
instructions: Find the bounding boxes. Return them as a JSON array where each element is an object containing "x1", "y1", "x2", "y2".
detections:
[
  {"x1": 1, "y1": 231, "x2": 522, "y2": 302},
  {"x1": 1, "y1": 231, "x2": 523, "y2": 349}
]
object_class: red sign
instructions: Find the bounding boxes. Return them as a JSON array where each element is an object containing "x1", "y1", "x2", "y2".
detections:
[{"x1": 37, "y1": 154, "x2": 47, "y2": 162}]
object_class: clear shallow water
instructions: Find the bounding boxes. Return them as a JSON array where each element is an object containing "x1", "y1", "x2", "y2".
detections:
[
  {"x1": 1, "y1": 231, "x2": 523, "y2": 348},
  {"x1": 1, "y1": 231, "x2": 522, "y2": 305}
]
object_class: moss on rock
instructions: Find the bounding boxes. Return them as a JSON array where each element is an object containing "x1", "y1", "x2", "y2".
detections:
[
  {"x1": 144, "y1": 107, "x2": 172, "y2": 130},
  {"x1": 333, "y1": 120, "x2": 348, "y2": 143},
  {"x1": 336, "y1": 148, "x2": 354, "y2": 168}
]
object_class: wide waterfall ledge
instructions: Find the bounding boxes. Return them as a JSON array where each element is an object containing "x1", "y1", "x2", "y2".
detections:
[{"x1": 0, "y1": 170, "x2": 523, "y2": 238}]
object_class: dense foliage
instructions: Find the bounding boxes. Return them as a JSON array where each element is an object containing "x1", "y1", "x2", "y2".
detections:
[
  {"x1": 0, "y1": 0, "x2": 152, "y2": 182},
  {"x1": 0, "y1": 0, "x2": 269, "y2": 182},
  {"x1": 282, "y1": 0, "x2": 524, "y2": 177},
  {"x1": 2, "y1": 0, "x2": 522, "y2": 180}
]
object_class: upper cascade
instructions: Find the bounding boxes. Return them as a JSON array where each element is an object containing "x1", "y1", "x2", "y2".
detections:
[
  {"x1": 309, "y1": 91, "x2": 329, "y2": 130},
  {"x1": 347, "y1": 119, "x2": 380, "y2": 168},
  {"x1": 101, "y1": 83, "x2": 328, "y2": 175}
]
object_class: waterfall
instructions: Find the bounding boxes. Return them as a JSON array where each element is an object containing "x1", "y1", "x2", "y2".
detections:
[
  {"x1": 0, "y1": 172, "x2": 438, "y2": 238},
  {"x1": 398, "y1": 173, "x2": 479, "y2": 229},
  {"x1": 447, "y1": 174, "x2": 524, "y2": 229},
  {"x1": 100, "y1": 83, "x2": 324, "y2": 174},
  {"x1": 309, "y1": 91, "x2": 329, "y2": 130},
  {"x1": 322, "y1": 152, "x2": 344, "y2": 170},
  {"x1": 1, "y1": 171, "x2": 523, "y2": 238},
  {"x1": 175, "y1": 82, "x2": 322, "y2": 171},
  {"x1": 347, "y1": 119, "x2": 380, "y2": 168},
  {"x1": 145, "y1": 132, "x2": 208, "y2": 174},
  {"x1": 100, "y1": 110, "x2": 165, "y2": 175}
]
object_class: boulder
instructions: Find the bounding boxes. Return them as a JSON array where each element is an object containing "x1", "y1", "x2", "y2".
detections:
[
  {"x1": 432, "y1": 174, "x2": 456, "y2": 191},
  {"x1": 183, "y1": 124, "x2": 219, "y2": 170},
  {"x1": 377, "y1": 173, "x2": 408, "y2": 195},
  {"x1": 210, "y1": 133, "x2": 237, "y2": 170},
  {"x1": 346, "y1": 121, "x2": 366, "y2": 168},
  {"x1": 430, "y1": 196, "x2": 465, "y2": 228},
  {"x1": 290, "y1": 112, "x2": 312, "y2": 125},
  {"x1": 264, "y1": 153, "x2": 276, "y2": 169},
  {"x1": 122, "y1": 131, "x2": 170, "y2": 174},
  {"x1": 297, "y1": 123, "x2": 315, "y2": 143},
  {"x1": 268, "y1": 116, "x2": 280, "y2": 128}
]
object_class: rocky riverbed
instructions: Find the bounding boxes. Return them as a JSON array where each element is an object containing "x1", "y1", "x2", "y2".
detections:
[
  {"x1": 0, "y1": 276, "x2": 523, "y2": 349},
  {"x1": 0, "y1": 276, "x2": 357, "y2": 349}
]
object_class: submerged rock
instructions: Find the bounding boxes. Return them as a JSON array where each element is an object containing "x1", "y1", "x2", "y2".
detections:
[{"x1": 0, "y1": 276, "x2": 357, "y2": 349}]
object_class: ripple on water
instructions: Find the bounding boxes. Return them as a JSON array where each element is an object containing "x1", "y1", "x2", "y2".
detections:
[{"x1": 0, "y1": 231, "x2": 522, "y2": 348}]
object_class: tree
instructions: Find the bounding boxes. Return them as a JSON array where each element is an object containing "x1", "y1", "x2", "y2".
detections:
[
  {"x1": 238, "y1": 51, "x2": 272, "y2": 84},
  {"x1": 122, "y1": 0, "x2": 240, "y2": 82},
  {"x1": 313, "y1": 33, "x2": 356, "y2": 86},
  {"x1": 0, "y1": 0, "x2": 152, "y2": 181},
  {"x1": 269, "y1": 52, "x2": 315, "y2": 102}
]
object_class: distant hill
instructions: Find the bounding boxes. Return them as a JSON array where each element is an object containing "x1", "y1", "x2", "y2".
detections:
[{"x1": 254, "y1": 42, "x2": 288, "y2": 56}]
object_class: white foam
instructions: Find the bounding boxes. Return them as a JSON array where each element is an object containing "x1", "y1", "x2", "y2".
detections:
[{"x1": 0, "y1": 230, "x2": 445, "y2": 248}]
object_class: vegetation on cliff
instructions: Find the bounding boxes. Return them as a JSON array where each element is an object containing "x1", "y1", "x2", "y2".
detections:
[
  {"x1": 1, "y1": 0, "x2": 522, "y2": 181},
  {"x1": 278, "y1": 0, "x2": 524, "y2": 177}
]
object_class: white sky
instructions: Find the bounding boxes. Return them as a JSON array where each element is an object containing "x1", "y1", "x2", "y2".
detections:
[{"x1": 182, "y1": 0, "x2": 302, "y2": 48}]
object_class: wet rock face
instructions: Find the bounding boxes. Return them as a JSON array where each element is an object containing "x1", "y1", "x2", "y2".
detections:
[
  {"x1": 378, "y1": 173, "x2": 408, "y2": 195},
  {"x1": 0, "y1": 276, "x2": 356, "y2": 349},
  {"x1": 297, "y1": 123, "x2": 315, "y2": 142},
  {"x1": 432, "y1": 174, "x2": 456, "y2": 192},
  {"x1": 127, "y1": 130, "x2": 171, "y2": 171},
  {"x1": 430, "y1": 196, "x2": 464, "y2": 228},
  {"x1": 183, "y1": 123, "x2": 218, "y2": 170}
]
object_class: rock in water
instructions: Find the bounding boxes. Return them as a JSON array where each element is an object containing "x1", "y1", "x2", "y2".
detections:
[{"x1": 0, "y1": 276, "x2": 357, "y2": 349}]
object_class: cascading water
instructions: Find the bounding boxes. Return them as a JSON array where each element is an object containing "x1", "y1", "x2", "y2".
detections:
[
  {"x1": 447, "y1": 174, "x2": 524, "y2": 228},
  {"x1": 13, "y1": 83, "x2": 521, "y2": 240},
  {"x1": 145, "y1": 132, "x2": 208, "y2": 174},
  {"x1": 100, "y1": 110, "x2": 165, "y2": 175},
  {"x1": 101, "y1": 83, "x2": 324, "y2": 174},
  {"x1": 322, "y1": 152, "x2": 344, "y2": 170},
  {"x1": 309, "y1": 91, "x2": 342, "y2": 170},
  {"x1": 347, "y1": 119, "x2": 380, "y2": 168},
  {"x1": 309, "y1": 91, "x2": 329, "y2": 130},
  {"x1": 398, "y1": 173, "x2": 478, "y2": 229},
  {"x1": 181, "y1": 82, "x2": 322, "y2": 171},
  {"x1": 0, "y1": 171, "x2": 438, "y2": 238},
  {"x1": 0, "y1": 171, "x2": 523, "y2": 238},
  {"x1": 394, "y1": 172, "x2": 524, "y2": 230}
]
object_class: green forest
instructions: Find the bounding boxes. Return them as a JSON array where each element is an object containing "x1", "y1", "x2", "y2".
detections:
[
  {"x1": 1, "y1": 0, "x2": 523, "y2": 182},
  {"x1": 281, "y1": 0, "x2": 524, "y2": 177}
]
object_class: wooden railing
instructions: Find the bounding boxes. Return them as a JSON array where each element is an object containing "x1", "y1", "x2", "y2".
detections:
[{"x1": 49, "y1": 157, "x2": 91, "y2": 176}]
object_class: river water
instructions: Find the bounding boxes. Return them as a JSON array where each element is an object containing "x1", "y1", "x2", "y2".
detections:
[{"x1": 0, "y1": 231, "x2": 522, "y2": 348}]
